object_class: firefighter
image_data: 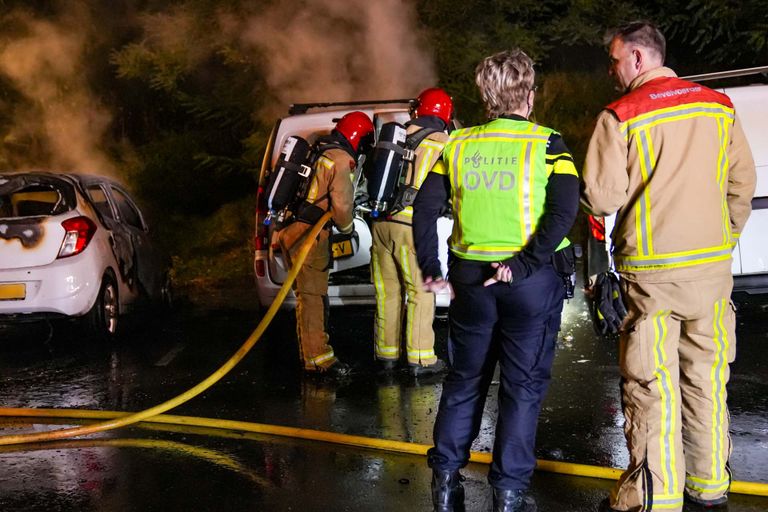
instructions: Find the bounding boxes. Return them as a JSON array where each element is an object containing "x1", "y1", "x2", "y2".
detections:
[
  {"x1": 371, "y1": 87, "x2": 453, "y2": 376},
  {"x1": 278, "y1": 111, "x2": 374, "y2": 378},
  {"x1": 581, "y1": 22, "x2": 757, "y2": 512},
  {"x1": 413, "y1": 50, "x2": 579, "y2": 512}
]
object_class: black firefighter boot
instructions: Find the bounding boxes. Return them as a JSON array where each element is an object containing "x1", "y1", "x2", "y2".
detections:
[
  {"x1": 431, "y1": 469, "x2": 465, "y2": 512},
  {"x1": 492, "y1": 488, "x2": 537, "y2": 512},
  {"x1": 432, "y1": 469, "x2": 464, "y2": 512}
]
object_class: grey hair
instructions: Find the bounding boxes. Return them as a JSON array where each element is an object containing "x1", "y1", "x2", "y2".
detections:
[
  {"x1": 475, "y1": 49, "x2": 535, "y2": 119},
  {"x1": 606, "y1": 21, "x2": 666, "y2": 62}
]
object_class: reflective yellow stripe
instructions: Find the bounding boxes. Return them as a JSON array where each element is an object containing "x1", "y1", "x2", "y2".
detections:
[
  {"x1": 620, "y1": 102, "x2": 735, "y2": 135},
  {"x1": 710, "y1": 299, "x2": 729, "y2": 482},
  {"x1": 551, "y1": 158, "x2": 578, "y2": 177},
  {"x1": 450, "y1": 245, "x2": 523, "y2": 259},
  {"x1": 420, "y1": 139, "x2": 445, "y2": 151},
  {"x1": 651, "y1": 493, "x2": 684, "y2": 509},
  {"x1": 519, "y1": 142, "x2": 534, "y2": 241},
  {"x1": 377, "y1": 346, "x2": 398, "y2": 356},
  {"x1": 396, "y1": 142, "x2": 440, "y2": 219},
  {"x1": 310, "y1": 350, "x2": 335, "y2": 366},
  {"x1": 431, "y1": 159, "x2": 448, "y2": 176},
  {"x1": 449, "y1": 132, "x2": 549, "y2": 143},
  {"x1": 615, "y1": 244, "x2": 732, "y2": 271},
  {"x1": 716, "y1": 117, "x2": 732, "y2": 246},
  {"x1": 407, "y1": 348, "x2": 435, "y2": 359},
  {"x1": 635, "y1": 129, "x2": 655, "y2": 256},
  {"x1": 401, "y1": 245, "x2": 415, "y2": 355},
  {"x1": 685, "y1": 475, "x2": 730, "y2": 493},
  {"x1": 371, "y1": 249, "x2": 390, "y2": 355},
  {"x1": 416, "y1": 146, "x2": 436, "y2": 187},
  {"x1": 451, "y1": 143, "x2": 466, "y2": 246},
  {"x1": 627, "y1": 110, "x2": 734, "y2": 133},
  {"x1": 307, "y1": 156, "x2": 332, "y2": 201},
  {"x1": 644, "y1": 130, "x2": 657, "y2": 253},
  {"x1": 652, "y1": 310, "x2": 678, "y2": 495}
]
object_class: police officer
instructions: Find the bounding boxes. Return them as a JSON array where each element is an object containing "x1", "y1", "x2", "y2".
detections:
[
  {"x1": 582, "y1": 22, "x2": 756, "y2": 512},
  {"x1": 278, "y1": 111, "x2": 374, "y2": 378},
  {"x1": 413, "y1": 50, "x2": 579, "y2": 512},
  {"x1": 371, "y1": 88, "x2": 453, "y2": 376}
]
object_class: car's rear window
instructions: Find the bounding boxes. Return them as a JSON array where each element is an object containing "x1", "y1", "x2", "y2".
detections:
[{"x1": 0, "y1": 175, "x2": 75, "y2": 218}]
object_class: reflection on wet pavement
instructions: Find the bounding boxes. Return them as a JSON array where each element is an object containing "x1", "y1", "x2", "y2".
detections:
[{"x1": 0, "y1": 288, "x2": 766, "y2": 511}]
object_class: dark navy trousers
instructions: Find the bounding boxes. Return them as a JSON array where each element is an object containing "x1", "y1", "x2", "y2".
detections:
[{"x1": 428, "y1": 263, "x2": 565, "y2": 491}]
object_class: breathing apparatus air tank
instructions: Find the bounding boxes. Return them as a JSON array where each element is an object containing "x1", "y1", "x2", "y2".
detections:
[
  {"x1": 263, "y1": 135, "x2": 313, "y2": 226},
  {"x1": 367, "y1": 122, "x2": 411, "y2": 219}
]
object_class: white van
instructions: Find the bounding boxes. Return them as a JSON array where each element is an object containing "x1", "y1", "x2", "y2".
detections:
[
  {"x1": 586, "y1": 67, "x2": 768, "y2": 294},
  {"x1": 252, "y1": 100, "x2": 452, "y2": 309}
]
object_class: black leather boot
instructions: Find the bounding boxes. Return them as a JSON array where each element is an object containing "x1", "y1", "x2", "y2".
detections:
[
  {"x1": 492, "y1": 488, "x2": 537, "y2": 512},
  {"x1": 431, "y1": 469, "x2": 465, "y2": 512}
]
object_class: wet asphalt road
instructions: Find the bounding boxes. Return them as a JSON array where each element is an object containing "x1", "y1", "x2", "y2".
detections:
[{"x1": 0, "y1": 286, "x2": 766, "y2": 511}]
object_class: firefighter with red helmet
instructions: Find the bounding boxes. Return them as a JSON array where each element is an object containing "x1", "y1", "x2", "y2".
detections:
[
  {"x1": 278, "y1": 111, "x2": 374, "y2": 378},
  {"x1": 371, "y1": 88, "x2": 453, "y2": 376}
]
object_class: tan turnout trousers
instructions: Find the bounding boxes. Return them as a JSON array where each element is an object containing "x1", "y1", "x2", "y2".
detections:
[
  {"x1": 279, "y1": 223, "x2": 337, "y2": 371},
  {"x1": 612, "y1": 274, "x2": 735, "y2": 512},
  {"x1": 371, "y1": 221, "x2": 436, "y2": 365}
]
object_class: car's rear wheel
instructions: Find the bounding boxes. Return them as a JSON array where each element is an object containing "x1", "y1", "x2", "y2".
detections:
[{"x1": 86, "y1": 274, "x2": 119, "y2": 340}]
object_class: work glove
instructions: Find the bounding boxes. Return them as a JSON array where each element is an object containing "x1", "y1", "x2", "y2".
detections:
[{"x1": 589, "y1": 271, "x2": 627, "y2": 336}]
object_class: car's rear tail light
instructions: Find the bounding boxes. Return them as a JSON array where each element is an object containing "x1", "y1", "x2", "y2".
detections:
[
  {"x1": 58, "y1": 216, "x2": 97, "y2": 258},
  {"x1": 588, "y1": 215, "x2": 606, "y2": 242},
  {"x1": 254, "y1": 230, "x2": 267, "y2": 277},
  {"x1": 255, "y1": 259, "x2": 266, "y2": 277}
]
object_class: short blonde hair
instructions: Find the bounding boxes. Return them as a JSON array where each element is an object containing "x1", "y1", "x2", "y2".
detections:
[{"x1": 475, "y1": 49, "x2": 535, "y2": 118}]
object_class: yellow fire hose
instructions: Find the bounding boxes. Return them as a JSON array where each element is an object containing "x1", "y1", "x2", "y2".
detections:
[
  {"x1": 1, "y1": 407, "x2": 766, "y2": 497},
  {"x1": 0, "y1": 210, "x2": 767, "y2": 498}
]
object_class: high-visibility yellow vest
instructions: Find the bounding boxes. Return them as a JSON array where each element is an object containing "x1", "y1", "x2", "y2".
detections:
[{"x1": 443, "y1": 118, "x2": 569, "y2": 261}]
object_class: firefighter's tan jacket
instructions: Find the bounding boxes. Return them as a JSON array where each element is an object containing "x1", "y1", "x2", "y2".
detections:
[
  {"x1": 309, "y1": 147, "x2": 356, "y2": 234},
  {"x1": 279, "y1": 147, "x2": 356, "y2": 251},
  {"x1": 388, "y1": 126, "x2": 448, "y2": 224},
  {"x1": 582, "y1": 66, "x2": 757, "y2": 282}
]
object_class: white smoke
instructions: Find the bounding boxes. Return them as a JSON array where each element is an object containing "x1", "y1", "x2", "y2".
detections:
[
  {"x1": 0, "y1": 6, "x2": 118, "y2": 176},
  {"x1": 0, "y1": 0, "x2": 438, "y2": 174},
  {"x1": 235, "y1": 0, "x2": 437, "y2": 118}
]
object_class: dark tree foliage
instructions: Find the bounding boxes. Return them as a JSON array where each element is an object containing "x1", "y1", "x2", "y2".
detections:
[
  {"x1": 416, "y1": 0, "x2": 767, "y2": 159},
  {"x1": 107, "y1": 2, "x2": 269, "y2": 215}
]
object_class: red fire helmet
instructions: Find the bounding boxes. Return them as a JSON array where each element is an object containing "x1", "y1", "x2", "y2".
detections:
[
  {"x1": 414, "y1": 87, "x2": 454, "y2": 124},
  {"x1": 334, "y1": 111, "x2": 374, "y2": 152}
]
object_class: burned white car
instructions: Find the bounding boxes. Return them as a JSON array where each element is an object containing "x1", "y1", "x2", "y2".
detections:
[{"x1": 0, "y1": 172, "x2": 171, "y2": 338}]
